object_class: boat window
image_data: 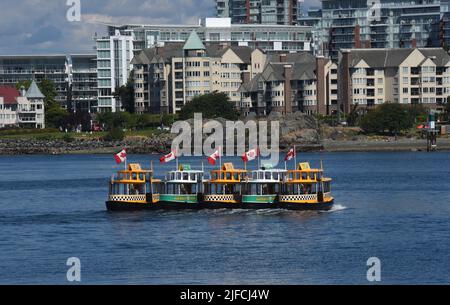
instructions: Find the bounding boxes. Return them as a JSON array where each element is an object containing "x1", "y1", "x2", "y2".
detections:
[
  {"x1": 265, "y1": 172, "x2": 271, "y2": 180},
  {"x1": 183, "y1": 173, "x2": 189, "y2": 180},
  {"x1": 190, "y1": 173, "x2": 196, "y2": 181}
]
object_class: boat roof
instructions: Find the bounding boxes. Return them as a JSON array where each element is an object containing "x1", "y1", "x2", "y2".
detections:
[
  {"x1": 211, "y1": 163, "x2": 246, "y2": 173},
  {"x1": 118, "y1": 163, "x2": 153, "y2": 174}
]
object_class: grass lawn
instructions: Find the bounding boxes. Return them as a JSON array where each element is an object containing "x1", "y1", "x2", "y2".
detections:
[{"x1": 0, "y1": 128, "x2": 160, "y2": 140}]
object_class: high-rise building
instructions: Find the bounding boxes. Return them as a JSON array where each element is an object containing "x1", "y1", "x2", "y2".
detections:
[
  {"x1": 216, "y1": 0, "x2": 299, "y2": 25},
  {"x1": 299, "y1": 0, "x2": 449, "y2": 59},
  {"x1": 69, "y1": 55, "x2": 98, "y2": 113},
  {"x1": 95, "y1": 30, "x2": 134, "y2": 113},
  {"x1": 0, "y1": 55, "x2": 70, "y2": 106},
  {"x1": 0, "y1": 54, "x2": 98, "y2": 113}
]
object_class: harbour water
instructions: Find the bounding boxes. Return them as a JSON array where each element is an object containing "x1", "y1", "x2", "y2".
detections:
[{"x1": 0, "y1": 152, "x2": 449, "y2": 284}]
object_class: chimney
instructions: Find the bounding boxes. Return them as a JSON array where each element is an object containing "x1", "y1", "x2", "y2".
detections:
[
  {"x1": 338, "y1": 50, "x2": 351, "y2": 115},
  {"x1": 316, "y1": 56, "x2": 327, "y2": 115},
  {"x1": 284, "y1": 64, "x2": 293, "y2": 114},
  {"x1": 279, "y1": 54, "x2": 287, "y2": 62}
]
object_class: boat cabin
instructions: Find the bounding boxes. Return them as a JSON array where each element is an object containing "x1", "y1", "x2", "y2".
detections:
[
  {"x1": 243, "y1": 165, "x2": 287, "y2": 196},
  {"x1": 163, "y1": 164, "x2": 204, "y2": 195},
  {"x1": 205, "y1": 163, "x2": 246, "y2": 193},
  {"x1": 281, "y1": 162, "x2": 332, "y2": 203},
  {"x1": 109, "y1": 163, "x2": 161, "y2": 203}
]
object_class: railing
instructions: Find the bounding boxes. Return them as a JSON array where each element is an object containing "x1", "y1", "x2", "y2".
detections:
[
  {"x1": 280, "y1": 194, "x2": 318, "y2": 202},
  {"x1": 109, "y1": 195, "x2": 146, "y2": 203}
]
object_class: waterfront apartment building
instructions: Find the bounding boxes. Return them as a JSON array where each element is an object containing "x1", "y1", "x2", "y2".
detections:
[
  {"x1": 338, "y1": 48, "x2": 450, "y2": 114},
  {"x1": 131, "y1": 31, "x2": 267, "y2": 114},
  {"x1": 0, "y1": 55, "x2": 97, "y2": 113},
  {"x1": 101, "y1": 18, "x2": 311, "y2": 54},
  {"x1": 216, "y1": 0, "x2": 299, "y2": 25},
  {"x1": 0, "y1": 81, "x2": 45, "y2": 129},
  {"x1": 95, "y1": 31, "x2": 134, "y2": 113},
  {"x1": 239, "y1": 52, "x2": 338, "y2": 116},
  {"x1": 299, "y1": 0, "x2": 449, "y2": 58},
  {"x1": 95, "y1": 17, "x2": 311, "y2": 112},
  {"x1": 0, "y1": 55, "x2": 69, "y2": 106}
]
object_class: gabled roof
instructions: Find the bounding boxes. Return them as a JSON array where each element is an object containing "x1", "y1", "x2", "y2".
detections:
[
  {"x1": 0, "y1": 86, "x2": 20, "y2": 104},
  {"x1": 26, "y1": 80, "x2": 45, "y2": 99},
  {"x1": 183, "y1": 30, "x2": 205, "y2": 50},
  {"x1": 239, "y1": 73, "x2": 264, "y2": 93},
  {"x1": 344, "y1": 48, "x2": 450, "y2": 68}
]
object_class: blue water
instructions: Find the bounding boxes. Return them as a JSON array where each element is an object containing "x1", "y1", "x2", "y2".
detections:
[{"x1": 0, "y1": 152, "x2": 449, "y2": 284}]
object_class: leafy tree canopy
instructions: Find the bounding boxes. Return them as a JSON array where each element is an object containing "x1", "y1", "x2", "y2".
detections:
[
  {"x1": 179, "y1": 92, "x2": 240, "y2": 121},
  {"x1": 360, "y1": 103, "x2": 416, "y2": 135}
]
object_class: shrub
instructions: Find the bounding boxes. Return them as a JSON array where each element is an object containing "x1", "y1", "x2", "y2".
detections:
[
  {"x1": 103, "y1": 128, "x2": 125, "y2": 142},
  {"x1": 62, "y1": 133, "x2": 75, "y2": 143},
  {"x1": 360, "y1": 103, "x2": 415, "y2": 135}
]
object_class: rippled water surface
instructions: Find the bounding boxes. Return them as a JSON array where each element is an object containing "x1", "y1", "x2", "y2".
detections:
[{"x1": 0, "y1": 152, "x2": 449, "y2": 284}]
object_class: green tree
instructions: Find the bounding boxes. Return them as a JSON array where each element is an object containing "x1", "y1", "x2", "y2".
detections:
[
  {"x1": 360, "y1": 103, "x2": 415, "y2": 135},
  {"x1": 115, "y1": 77, "x2": 135, "y2": 113},
  {"x1": 179, "y1": 92, "x2": 239, "y2": 121},
  {"x1": 45, "y1": 106, "x2": 69, "y2": 129}
]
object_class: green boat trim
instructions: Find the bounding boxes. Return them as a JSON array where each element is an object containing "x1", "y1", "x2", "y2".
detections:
[
  {"x1": 159, "y1": 194, "x2": 198, "y2": 203},
  {"x1": 241, "y1": 195, "x2": 277, "y2": 204}
]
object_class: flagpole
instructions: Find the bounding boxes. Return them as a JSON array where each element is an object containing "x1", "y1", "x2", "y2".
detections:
[
  {"x1": 219, "y1": 145, "x2": 222, "y2": 169},
  {"x1": 258, "y1": 146, "x2": 261, "y2": 170},
  {"x1": 294, "y1": 145, "x2": 297, "y2": 170}
]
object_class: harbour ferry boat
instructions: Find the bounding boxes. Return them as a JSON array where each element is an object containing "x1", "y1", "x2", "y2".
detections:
[
  {"x1": 106, "y1": 163, "x2": 162, "y2": 211},
  {"x1": 106, "y1": 160, "x2": 334, "y2": 211},
  {"x1": 240, "y1": 165, "x2": 287, "y2": 209},
  {"x1": 159, "y1": 164, "x2": 204, "y2": 209},
  {"x1": 280, "y1": 162, "x2": 334, "y2": 210},
  {"x1": 199, "y1": 163, "x2": 247, "y2": 209}
]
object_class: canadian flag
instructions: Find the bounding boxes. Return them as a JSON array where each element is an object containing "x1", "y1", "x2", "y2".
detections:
[
  {"x1": 208, "y1": 149, "x2": 221, "y2": 165},
  {"x1": 285, "y1": 148, "x2": 296, "y2": 162},
  {"x1": 160, "y1": 150, "x2": 177, "y2": 164},
  {"x1": 242, "y1": 148, "x2": 260, "y2": 162},
  {"x1": 114, "y1": 148, "x2": 127, "y2": 165}
]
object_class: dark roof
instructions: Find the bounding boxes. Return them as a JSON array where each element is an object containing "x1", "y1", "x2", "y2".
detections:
[
  {"x1": 0, "y1": 86, "x2": 20, "y2": 104},
  {"x1": 344, "y1": 48, "x2": 450, "y2": 68},
  {"x1": 268, "y1": 52, "x2": 315, "y2": 64},
  {"x1": 132, "y1": 43, "x2": 256, "y2": 65}
]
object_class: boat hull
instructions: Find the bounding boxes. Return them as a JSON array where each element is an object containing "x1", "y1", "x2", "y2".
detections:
[{"x1": 106, "y1": 199, "x2": 334, "y2": 211}]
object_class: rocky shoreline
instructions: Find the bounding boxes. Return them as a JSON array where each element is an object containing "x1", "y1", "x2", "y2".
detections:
[
  {"x1": 0, "y1": 136, "x2": 174, "y2": 155},
  {"x1": 1, "y1": 112, "x2": 448, "y2": 155}
]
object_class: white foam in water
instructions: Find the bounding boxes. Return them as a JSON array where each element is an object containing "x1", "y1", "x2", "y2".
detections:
[{"x1": 327, "y1": 204, "x2": 347, "y2": 213}]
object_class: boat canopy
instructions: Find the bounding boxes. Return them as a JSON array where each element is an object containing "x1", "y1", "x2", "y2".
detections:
[
  {"x1": 247, "y1": 169, "x2": 287, "y2": 183},
  {"x1": 112, "y1": 163, "x2": 159, "y2": 185},
  {"x1": 165, "y1": 164, "x2": 204, "y2": 184},
  {"x1": 208, "y1": 163, "x2": 247, "y2": 184}
]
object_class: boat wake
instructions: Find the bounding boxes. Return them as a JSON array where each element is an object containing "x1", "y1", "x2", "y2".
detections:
[{"x1": 322, "y1": 204, "x2": 347, "y2": 213}]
